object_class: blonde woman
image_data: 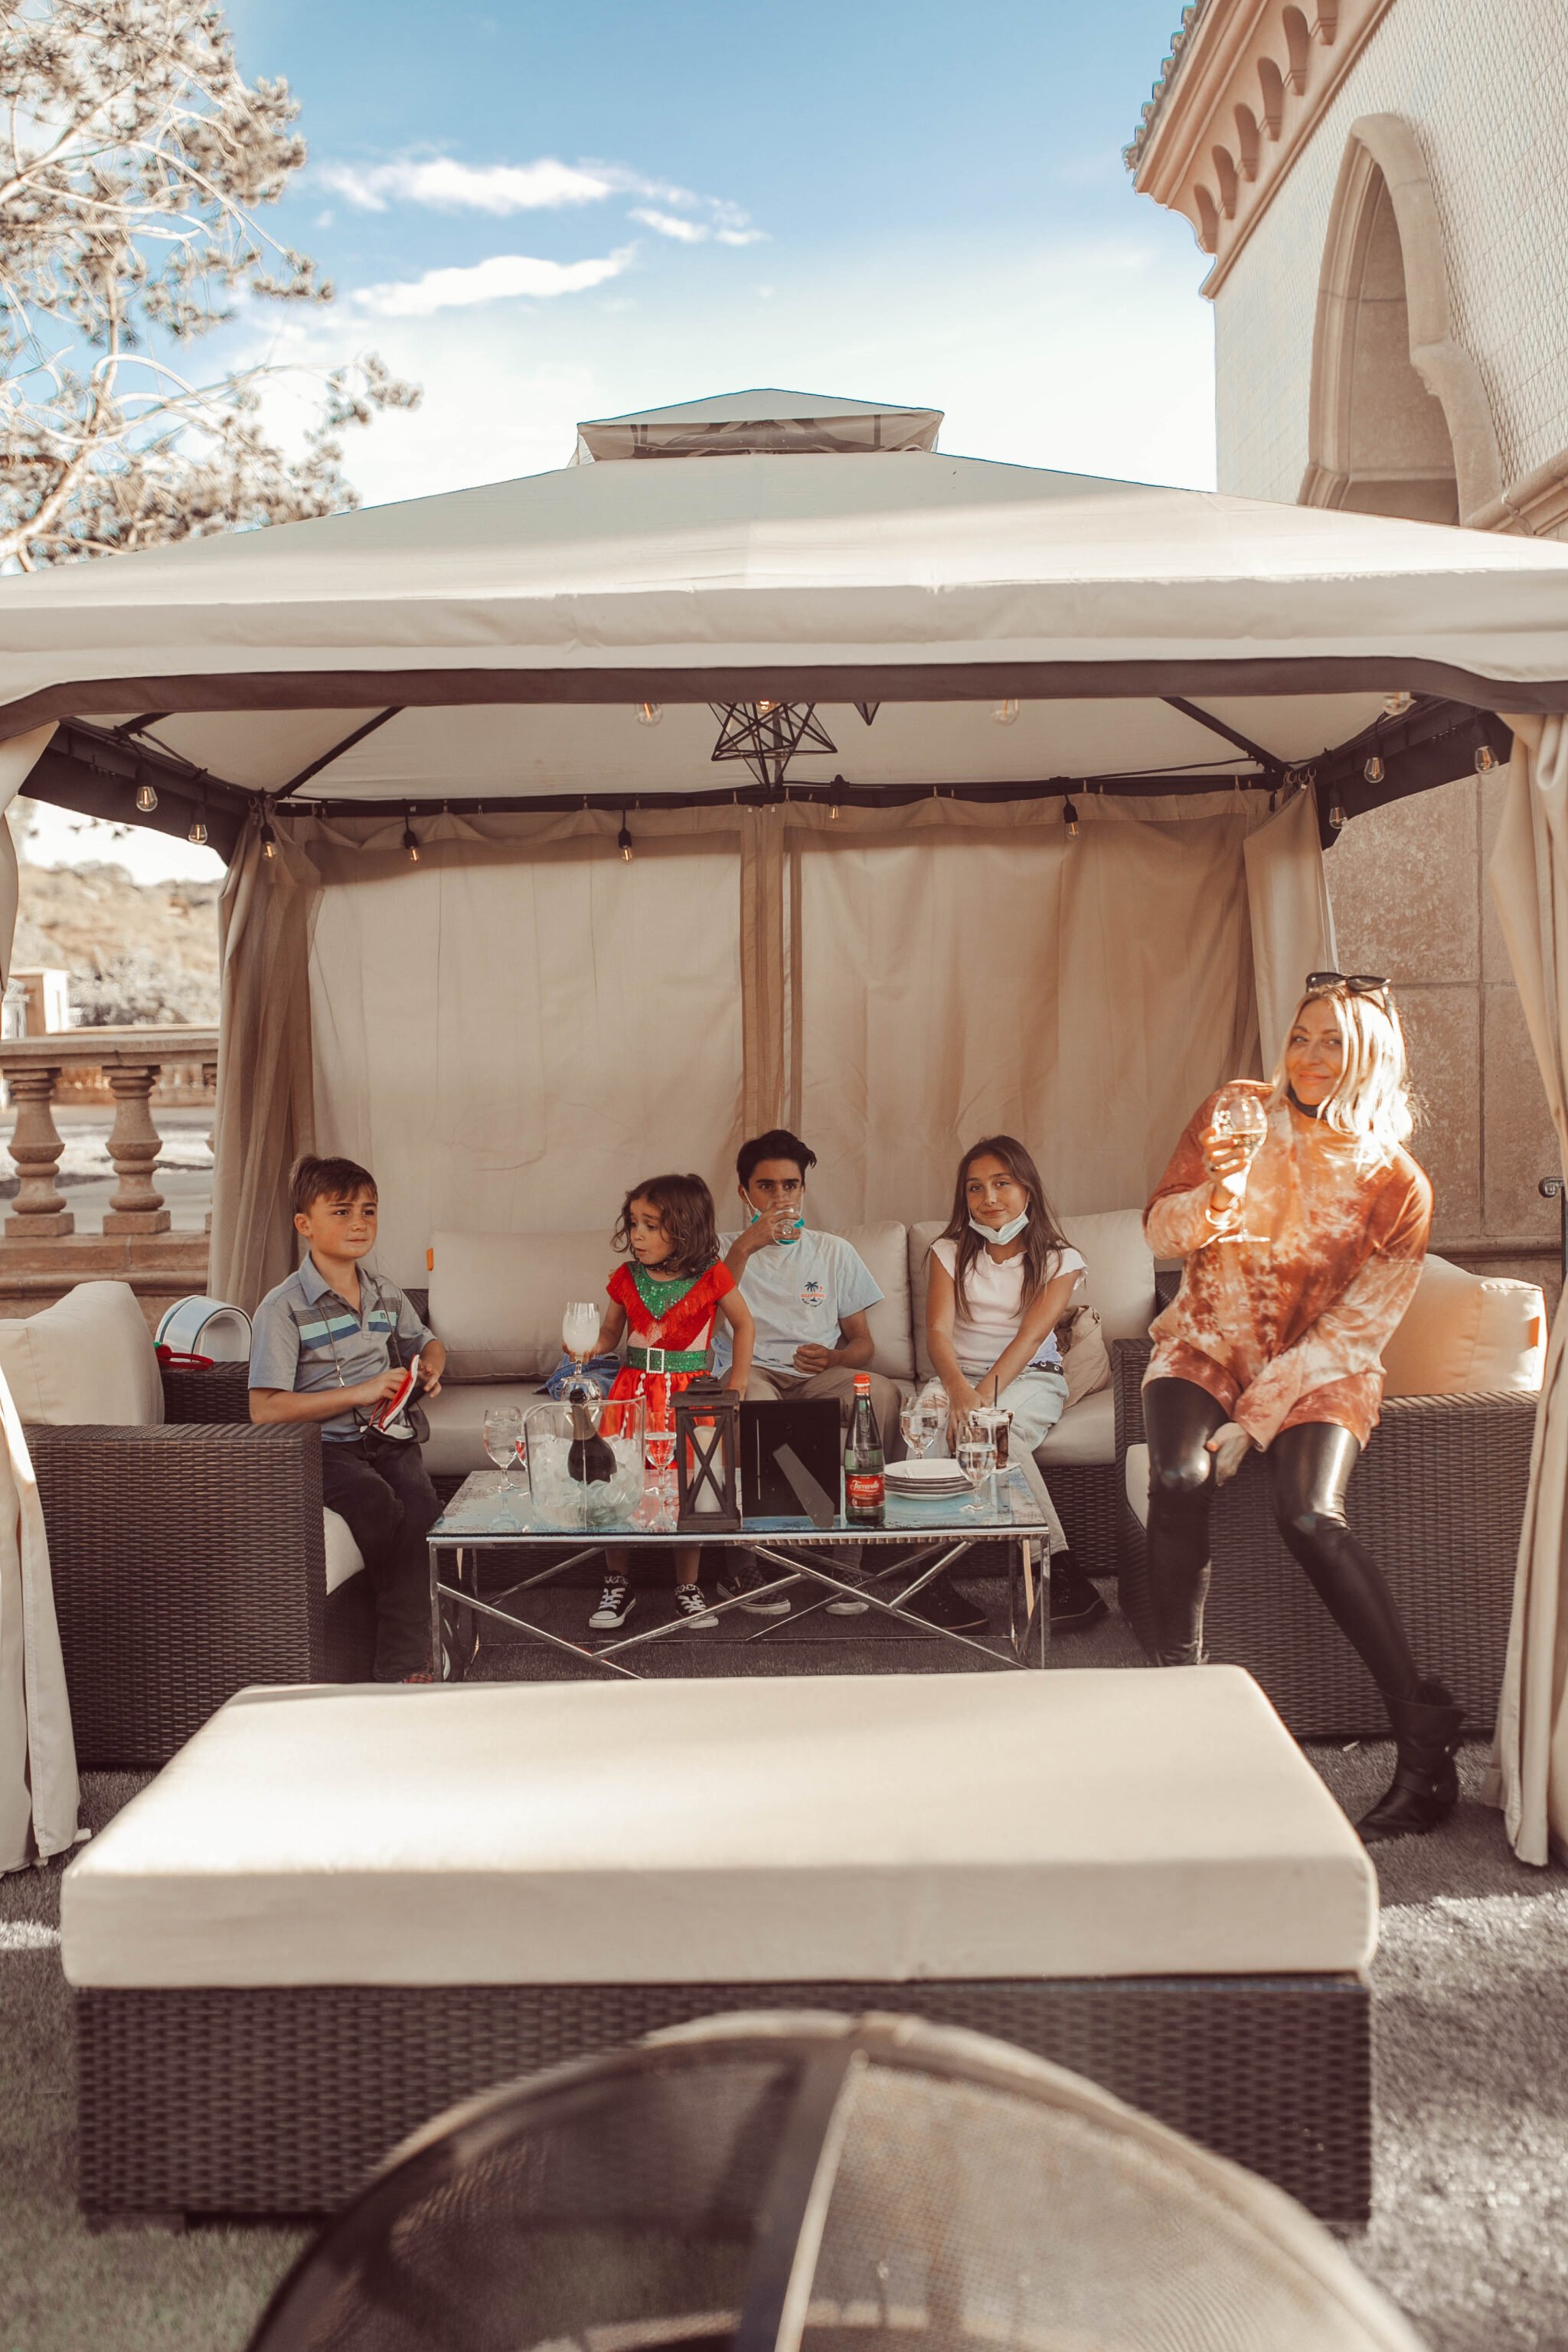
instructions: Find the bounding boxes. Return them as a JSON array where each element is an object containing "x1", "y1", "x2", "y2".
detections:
[{"x1": 1142, "y1": 973, "x2": 1459, "y2": 1845}]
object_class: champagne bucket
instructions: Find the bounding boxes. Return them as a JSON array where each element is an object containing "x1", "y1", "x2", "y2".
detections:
[{"x1": 524, "y1": 1393, "x2": 645, "y2": 1532}]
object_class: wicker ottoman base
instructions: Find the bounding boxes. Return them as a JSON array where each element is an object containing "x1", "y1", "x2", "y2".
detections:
[{"x1": 77, "y1": 1971, "x2": 1370, "y2": 2226}]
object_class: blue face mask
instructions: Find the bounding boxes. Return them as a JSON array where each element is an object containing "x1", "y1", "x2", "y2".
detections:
[
  {"x1": 970, "y1": 1210, "x2": 1030, "y2": 1246},
  {"x1": 749, "y1": 1194, "x2": 806, "y2": 1245}
]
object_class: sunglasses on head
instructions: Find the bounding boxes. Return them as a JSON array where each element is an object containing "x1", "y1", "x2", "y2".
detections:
[{"x1": 1305, "y1": 970, "x2": 1391, "y2": 1002}]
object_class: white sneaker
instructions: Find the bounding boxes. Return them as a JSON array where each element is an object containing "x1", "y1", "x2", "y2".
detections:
[
  {"x1": 590, "y1": 1576, "x2": 634, "y2": 1629},
  {"x1": 675, "y1": 1584, "x2": 718, "y2": 1628},
  {"x1": 825, "y1": 1560, "x2": 870, "y2": 1615}
]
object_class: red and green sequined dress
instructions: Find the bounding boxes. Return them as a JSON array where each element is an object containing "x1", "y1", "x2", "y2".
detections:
[{"x1": 606, "y1": 1259, "x2": 736, "y2": 1418}]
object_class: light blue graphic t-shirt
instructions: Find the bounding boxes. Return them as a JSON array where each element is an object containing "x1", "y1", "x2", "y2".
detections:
[{"x1": 711, "y1": 1229, "x2": 883, "y2": 1374}]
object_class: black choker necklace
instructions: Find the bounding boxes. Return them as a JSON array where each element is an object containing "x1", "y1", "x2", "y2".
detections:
[{"x1": 1287, "y1": 1086, "x2": 1323, "y2": 1119}]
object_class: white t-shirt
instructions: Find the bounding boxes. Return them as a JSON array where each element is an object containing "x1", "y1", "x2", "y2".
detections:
[
  {"x1": 711, "y1": 1228, "x2": 884, "y2": 1374},
  {"x1": 930, "y1": 1236, "x2": 1086, "y2": 1374}
]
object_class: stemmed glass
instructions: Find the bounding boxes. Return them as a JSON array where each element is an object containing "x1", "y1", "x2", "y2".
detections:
[
  {"x1": 562, "y1": 1300, "x2": 600, "y2": 1379},
  {"x1": 644, "y1": 1399, "x2": 678, "y2": 1533},
  {"x1": 918, "y1": 1381, "x2": 949, "y2": 1456},
  {"x1": 483, "y1": 1405, "x2": 525, "y2": 1527},
  {"x1": 1210, "y1": 1085, "x2": 1269, "y2": 1240},
  {"x1": 900, "y1": 1396, "x2": 932, "y2": 1461},
  {"x1": 956, "y1": 1414, "x2": 997, "y2": 1517}
]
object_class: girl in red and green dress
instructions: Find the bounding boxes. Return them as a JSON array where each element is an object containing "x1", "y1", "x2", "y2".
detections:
[{"x1": 585, "y1": 1171, "x2": 755, "y2": 1633}]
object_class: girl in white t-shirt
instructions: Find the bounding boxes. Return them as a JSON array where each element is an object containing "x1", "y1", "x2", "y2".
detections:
[{"x1": 926, "y1": 1134, "x2": 1086, "y2": 1454}]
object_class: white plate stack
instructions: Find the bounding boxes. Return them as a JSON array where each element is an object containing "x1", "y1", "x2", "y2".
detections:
[{"x1": 885, "y1": 1457, "x2": 972, "y2": 1501}]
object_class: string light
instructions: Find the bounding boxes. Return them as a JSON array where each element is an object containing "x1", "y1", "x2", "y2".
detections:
[
  {"x1": 991, "y1": 698, "x2": 1021, "y2": 726},
  {"x1": 1363, "y1": 753, "x2": 1385, "y2": 785},
  {"x1": 1328, "y1": 800, "x2": 1347, "y2": 831},
  {"x1": 635, "y1": 701, "x2": 662, "y2": 727},
  {"x1": 260, "y1": 815, "x2": 277, "y2": 861},
  {"x1": 402, "y1": 812, "x2": 421, "y2": 865},
  {"x1": 1061, "y1": 795, "x2": 1080, "y2": 838},
  {"x1": 187, "y1": 813, "x2": 207, "y2": 847},
  {"x1": 1475, "y1": 743, "x2": 1499, "y2": 775},
  {"x1": 132, "y1": 760, "x2": 158, "y2": 815},
  {"x1": 830, "y1": 774, "x2": 843, "y2": 822},
  {"x1": 755, "y1": 697, "x2": 779, "y2": 718},
  {"x1": 618, "y1": 811, "x2": 634, "y2": 864},
  {"x1": 1382, "y1": 691, "x2": 1413, "y2": 718}
]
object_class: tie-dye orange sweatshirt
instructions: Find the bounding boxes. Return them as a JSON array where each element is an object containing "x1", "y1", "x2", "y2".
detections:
[{"x1": 1143, "y1": 1083, "x2": 1432, "y2": 1449}]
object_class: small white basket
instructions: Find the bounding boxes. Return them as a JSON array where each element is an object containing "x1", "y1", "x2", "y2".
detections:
[{"x1": 155, "y1": 1295, "x2": 253, "y2": 1363}]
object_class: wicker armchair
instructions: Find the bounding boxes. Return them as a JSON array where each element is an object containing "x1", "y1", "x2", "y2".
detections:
[
  {"x1": 1111, "y1": 1338, "x2": 1535, "y2": 1736},
  {"x1": 32, "y1": 1361, "x2": 373, "y2": 1771}
]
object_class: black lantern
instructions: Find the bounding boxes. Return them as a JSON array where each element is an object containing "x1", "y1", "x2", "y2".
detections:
[{"x1": 674, "y1": 1378, "x2": 741, "y2": 1534}]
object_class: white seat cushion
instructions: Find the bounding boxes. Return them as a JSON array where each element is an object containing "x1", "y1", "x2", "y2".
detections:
[
  {"x1": 60, "y1": 1671, "x2": 1376, "y2": 1990},
  {"x1": 323, "y1": 1508, "x2": 366, "y2": 1595},
  {"x1": 0, "y1": 1280, "x2": 164, "y2": 1426},
  {"x1": 419, "y1": 1380, "x2": 544, "y2": 1477},
  {"x1": 1381, "y1": 1253, "x2": 1546, "y2": 1397},
  {"x1": 428, "y1": 1230, "x2": 614, "y2": 1383},
  {"x1": 1036, "y1": 1387, "x2": 1115, "y2": 1468},
  {"x1": 1125, "y1": 1442, "x2": 1151, "y2": 1529}
]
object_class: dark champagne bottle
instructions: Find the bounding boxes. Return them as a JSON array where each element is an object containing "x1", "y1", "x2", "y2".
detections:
[
  {"x1": 844, "y1": 1374, "x2": 886, "y2": 1527},
  {"x1": 567, "y1": 1394, "x2": 616, "y2": 1485}
]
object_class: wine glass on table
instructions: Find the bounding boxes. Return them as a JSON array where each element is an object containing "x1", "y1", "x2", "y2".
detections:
[
  {"x1": 900, "y1": 1394, "x2": 932, "y2": 1462},
  {"x1": 1210, "y1": 1086, "x2": 1269, "y2": 1239},
  {"x1": 956, "y1": 1415, "x2": 997, "y2": 1517},
  {"x1": 483, "y1": 1405, "x2": 524, "y2": 1527},
  {"x1": 645, "y1": 1404, "x2": 678, "y2": 1532}
]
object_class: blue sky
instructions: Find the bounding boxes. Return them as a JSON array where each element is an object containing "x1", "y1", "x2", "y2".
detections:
[{"x1": 220, "y1": 0, "x2": 1216, "y2": 507}]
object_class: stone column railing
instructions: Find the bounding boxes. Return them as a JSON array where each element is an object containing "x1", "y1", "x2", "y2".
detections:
[{"x1": 0, "y1": 1028, "x2": 220, "y2": 1241}]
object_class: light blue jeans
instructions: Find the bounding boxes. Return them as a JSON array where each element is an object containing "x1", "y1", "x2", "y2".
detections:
[{"x1": 955, "y1": 1364, "x2": 1070, "y2": 1551}]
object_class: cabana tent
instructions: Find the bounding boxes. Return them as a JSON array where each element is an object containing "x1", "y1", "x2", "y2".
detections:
[{"x1": 0, "y1": 386, "x2": 1566, "y2": 1858}]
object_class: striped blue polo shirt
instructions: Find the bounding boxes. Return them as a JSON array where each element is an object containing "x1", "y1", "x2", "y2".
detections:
[{"x1": 248, "y1": 1253, "x2": 433, "y2": 1442}]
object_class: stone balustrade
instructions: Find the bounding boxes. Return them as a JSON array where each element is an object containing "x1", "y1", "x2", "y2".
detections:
[{"x1": 0, "y1": 1028, "x2": 218, "y2": 1240}]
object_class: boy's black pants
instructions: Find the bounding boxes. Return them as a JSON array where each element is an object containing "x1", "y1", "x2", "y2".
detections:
[{"x1": 320, "y1": 1432, "x2": 440, "y2": 1678}]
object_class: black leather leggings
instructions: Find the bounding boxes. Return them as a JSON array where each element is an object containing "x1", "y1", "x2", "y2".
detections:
[{"x1": 1142, "y1": 1377, "x2": 1421, "y2": 1699}]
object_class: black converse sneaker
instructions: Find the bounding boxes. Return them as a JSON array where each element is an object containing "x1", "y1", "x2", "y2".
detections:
[
  {"x1": 675, "y1": 1584, "x2": 718, "y2": 1628},
  {"x1": 590, "y1": 1575, "x2": 634, "y2": 1629}
]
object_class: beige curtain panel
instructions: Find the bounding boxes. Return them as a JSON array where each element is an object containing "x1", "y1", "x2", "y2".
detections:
[
  {"x1": 209, "y1": 790, "x2": 1331, "y2": 1303},
  {"x1": 1486, "y1": 713, "x2": 1568, "y2": 1868},
  {"x1": 0, "y1": 1366, "x2": 77, "y2": 1874}
]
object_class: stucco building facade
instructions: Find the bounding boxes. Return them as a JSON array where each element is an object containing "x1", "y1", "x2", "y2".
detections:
[{"x1": 1130, "y1": 0, "x2": 1566, "y2": 1287}]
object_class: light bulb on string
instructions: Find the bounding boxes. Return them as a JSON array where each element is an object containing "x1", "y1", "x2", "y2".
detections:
[
  {"x1": 829, "y1": 773, "x2": 843, "y2": 822},
  {"x1": 991, "y1": 698, "x2": 1021, "y2": 726},
  {"x1": 1363, "y1": 753, "x2": 1385, "y2": 785},
  {"x1": 132, "y1": 760, "x2": 158, "y2": 815},
  {"x1": 402, "y1": 814, "x2": 421, "y2": 865},
  {"x1": 635, "y1": 701, "x2": 663, "y2": 728},
  {"x1": 1061, "y1": 795, "x2": 1080, "y2": 839},
  {"x1": 187, "y1": 812, "x2": 207, "y2": 847},
  {"x1": 260, "y1": 816, "x2": 277, "y2": 861},
  {"x1": 1328, "y1": 800, "x2": 1347, "y2": 832},
  {"x1": 618, "y1": 812, "x2": 634, "y2": 864},
  {"x1": 755, "y1": 698, "x2": 779, "y2": 719},
  {"x1": 1475, "y1": 743, "x2": 1499, "y2": 775},
  {"x1": 1382, "y1": 691, "x2": 1414, "y2": 718}
]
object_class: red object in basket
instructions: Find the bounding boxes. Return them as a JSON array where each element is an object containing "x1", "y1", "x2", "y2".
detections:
[{"x1": 155, "y1": 1346, "x2": 216, "y2": 1370}]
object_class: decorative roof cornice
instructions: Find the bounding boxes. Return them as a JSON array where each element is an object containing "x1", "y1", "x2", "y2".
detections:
[{"x1": 1125, "y1": 0, "x2": 1398, "y2": 294}]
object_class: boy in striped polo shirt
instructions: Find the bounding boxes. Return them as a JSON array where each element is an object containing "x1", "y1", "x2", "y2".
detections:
[{"x1": 249, "y1": 1156, "x2": 447, "y2": 1682}]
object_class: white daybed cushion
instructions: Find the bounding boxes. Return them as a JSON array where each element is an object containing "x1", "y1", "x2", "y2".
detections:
[
  {"x1": 0, "y1": 1280, "x2": 164, "y2": 1426},
  {"x1": 1037, "y1": 1387, "x2": 1115, "y2": 1468},
  {"x1": 910, "y1": 1209, "x2": 1156, "y2": 1380},
  {"x1": 1381, "y1": 1253, "x2": 1545, "y2": 1397},
  {"x1": 838, "y1": 1220, "x2": 914, "y2": 1380},
  {"x1": 323, "y1": 1508, "x2": 366, "y2": 1594},
  {"x1": 60, "y1": 1671, "x2": 1376, "y2": 1990},
  {"x1": 419, "y1": 1380, "x2": 543, "y2": 1478}
]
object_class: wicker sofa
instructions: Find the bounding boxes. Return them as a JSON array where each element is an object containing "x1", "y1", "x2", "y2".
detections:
[{"x1": 1113, "y1": 1253, "x2": 1545, "y2": 1736}]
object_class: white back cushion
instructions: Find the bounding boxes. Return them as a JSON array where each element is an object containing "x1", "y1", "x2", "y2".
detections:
[
  {"x1": 1382, "y1": 1254, "x2": 1546, "y2": 1397},
  {"x1": 429, "y1": 1230, "x2": 612, "y2": 1381},
  {"x1": 909, "y1": 1209, "x2": 1156, "y2": 1380},
  {"x1": 837, "y1": 1222, "x2": 913, "y2": 1380},
  {"x1": 0, "y1": 1282, "x2": 163, "y2": 1426}
]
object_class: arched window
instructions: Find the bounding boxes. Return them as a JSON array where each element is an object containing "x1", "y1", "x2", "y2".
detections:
[{"x1": 1302, "y1": 116, "x2": 1501, "y2": 524}]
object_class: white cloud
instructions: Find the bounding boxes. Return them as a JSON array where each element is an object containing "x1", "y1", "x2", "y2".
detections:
[
  {"x1": 629, "y1": 207, "x2": 709, "y2": 244},
  {"x1": 356, "y1": 247, "x2": 635, "y2": 318},
  {"x1": 320, "y1": 156, "x2": 617, "y2": 214}
]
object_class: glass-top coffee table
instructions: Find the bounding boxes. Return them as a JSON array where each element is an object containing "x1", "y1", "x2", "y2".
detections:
[{"x1": 428, "y1": 1456, "x2": 1056, "y2": 1678}]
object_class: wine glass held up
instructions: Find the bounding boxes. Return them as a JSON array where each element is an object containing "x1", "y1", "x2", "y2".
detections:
[
  {"x1": 562, "y1": 1299, "x2": 600, "y2": 1367},
  {"x1": 1204, "y1": 1086, "x2": 1269, "y2": 1239}
]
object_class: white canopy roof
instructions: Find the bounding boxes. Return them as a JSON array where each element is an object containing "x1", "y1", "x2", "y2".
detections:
[{"x1": 0, "y1": 386, "x2": 1562, "y2": 841}]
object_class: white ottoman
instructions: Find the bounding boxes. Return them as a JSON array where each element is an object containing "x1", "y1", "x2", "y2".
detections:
[{"x1": 65, "y1": 1670, "x2": 1377, "y2": 2223}]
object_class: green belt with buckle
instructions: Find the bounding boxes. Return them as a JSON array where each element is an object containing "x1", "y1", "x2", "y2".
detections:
[{"x1": 627, "y1": 1344, "x2": 711, "y2": 1375}]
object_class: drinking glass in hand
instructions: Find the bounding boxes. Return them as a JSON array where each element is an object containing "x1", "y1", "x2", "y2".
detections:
[
  {"x1": 1210, "y1": 1086, "x2": 1269, "y2": 1239},
  {"x1": 562, "y1": 1300, "x2": 599, "y2": 1363}
]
